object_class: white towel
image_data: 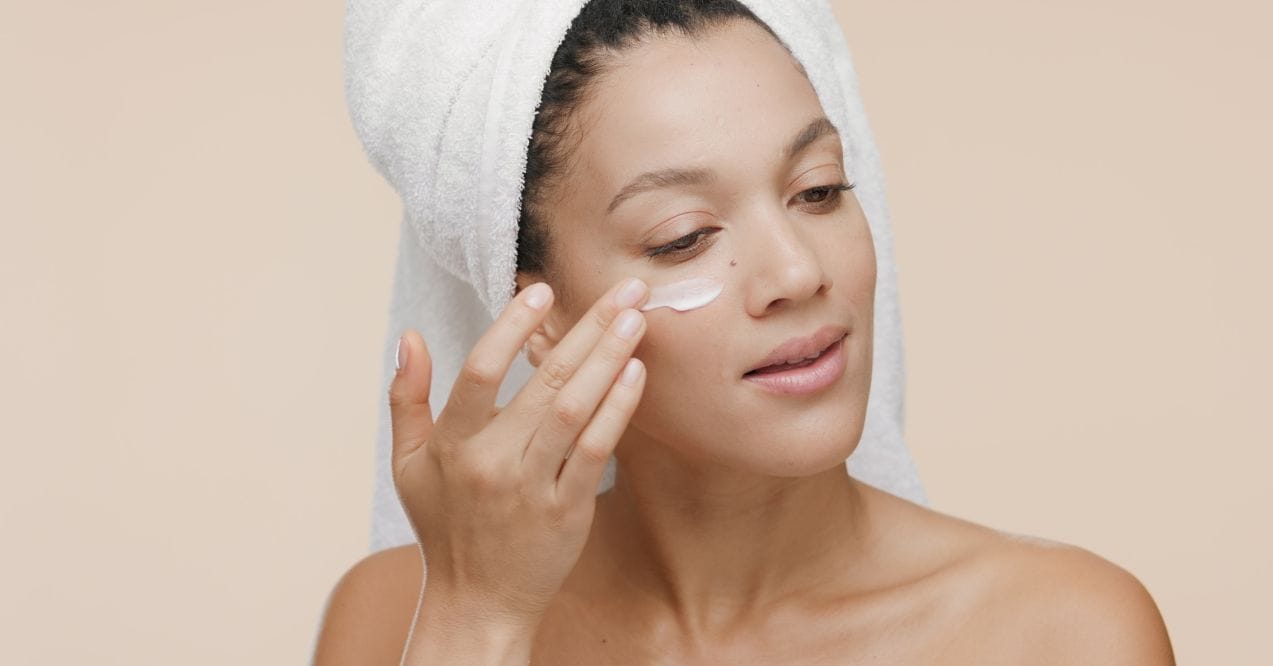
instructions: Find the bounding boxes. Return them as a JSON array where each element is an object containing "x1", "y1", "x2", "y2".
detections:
[{"x1": 343, "y1": 0, "x2": 930, "y2": 553}]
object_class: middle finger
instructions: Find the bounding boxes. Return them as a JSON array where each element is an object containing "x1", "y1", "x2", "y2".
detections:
[{"x1": 496, "y1": 277, "x2": 649, "y2": 429}]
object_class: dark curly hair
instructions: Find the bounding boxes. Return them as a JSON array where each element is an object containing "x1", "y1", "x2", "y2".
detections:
[{"x1": 514, "y1": 0, "x2": 791, "y2": 292}]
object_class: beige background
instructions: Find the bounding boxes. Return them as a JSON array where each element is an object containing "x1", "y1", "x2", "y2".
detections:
[{"x1": 2, "y1": 1, "x2": 1268, "y2": 663}]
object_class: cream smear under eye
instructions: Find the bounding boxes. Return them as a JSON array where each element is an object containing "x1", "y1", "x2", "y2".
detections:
[{"x1": 639, "y1": 276, "x2": 723, "y2": 312}]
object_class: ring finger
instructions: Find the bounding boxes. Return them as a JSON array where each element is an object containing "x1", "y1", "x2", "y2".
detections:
[{"x1": 521, "y1": 307, "x2": 646, "y2": 481}]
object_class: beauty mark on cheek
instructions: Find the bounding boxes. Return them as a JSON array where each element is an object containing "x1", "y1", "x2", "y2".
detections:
[{"x1": 639, "y1": 277, "x2": 724, "y2": 313}]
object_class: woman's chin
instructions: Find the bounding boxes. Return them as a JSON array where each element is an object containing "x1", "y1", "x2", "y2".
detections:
[{"x1": 719, "y1": 428, "x2": 865, "y2": 479}]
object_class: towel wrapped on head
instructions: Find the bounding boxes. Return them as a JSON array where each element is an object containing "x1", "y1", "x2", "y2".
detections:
[{"x1": 343, "y1": 0, "x2": 929, "y2": 553}]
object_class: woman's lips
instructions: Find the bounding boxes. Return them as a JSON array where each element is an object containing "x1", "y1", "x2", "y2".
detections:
[
  {"x1": 744, "y1": 331, "x2": 845, "y2": 375},
  {"x1": 744, "y1": 324, "x2": 849, "y2": 375},
  {"x1": 741, "y1": 335, "x2": 847, "y2": 396},
  {"x1": 747, "y1": 354, "x2": 821, "y2": 374}
]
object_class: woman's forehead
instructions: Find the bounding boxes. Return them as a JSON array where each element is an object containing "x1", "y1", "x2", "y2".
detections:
[{"x1": 575, "y1": 24, "x2": 830, "y2": 191}]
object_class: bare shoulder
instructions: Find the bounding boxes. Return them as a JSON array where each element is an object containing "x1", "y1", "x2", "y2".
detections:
[
  {"x1": 311, "y1": 543, "x2": 425, "y2": 666},
  {"x1": 858, "y1": 484, "x2": 1174, "y2": 664},
  {"x1": 971, "y1": 529, "x2": 1177, "y2": 665}
]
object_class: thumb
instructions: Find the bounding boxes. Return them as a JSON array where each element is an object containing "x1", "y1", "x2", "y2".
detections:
[{"x1": 388, "y1": 329, "x2": 434, "y2": 468}]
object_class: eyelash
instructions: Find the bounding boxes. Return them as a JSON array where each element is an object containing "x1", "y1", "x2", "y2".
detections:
[{"x1": 643, "y1": 181, "x2": 857, "y2": 261}]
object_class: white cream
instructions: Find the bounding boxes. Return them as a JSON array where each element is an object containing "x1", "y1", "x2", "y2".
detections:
[{"x1": 639, "y1": 276, "x2": 724, "y2": 313}]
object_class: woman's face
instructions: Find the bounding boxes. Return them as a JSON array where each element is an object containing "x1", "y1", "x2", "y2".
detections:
[{"x1": 517, "y1": 19, "x2": 877, "y2": 477}]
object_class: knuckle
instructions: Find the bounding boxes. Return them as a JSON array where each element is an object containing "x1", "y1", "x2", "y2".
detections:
[
  {"x1": 458, "y1": 358, "x2": 499, "y2": 390},
  {"x1": 538, "y1": 356, "x2": 574, "y2": 392},
  {"x1": 460, "y1": 455, "x2": 506, "y2": 491},
  {"x1": 521, "y1": 481, "x2": 554, "y2": 511},
  {"x1": 550, "y1": 398, "x2": 586, "y2": 429},
  {"x1": 597, "y1": 338, "x2": 632, "y2": 365},
  {"x1": 573, "y1": 438, "x2": 612, "y2": 466},
  {"x1": 542, "y1": 496, "x2": 569, "y2": 530},
  {"x1": 387, "y1": 383, "x2": 410, "y2": 409},
  {"x1": 589, "y1": 307, "x2": 612, "y2": 333}
]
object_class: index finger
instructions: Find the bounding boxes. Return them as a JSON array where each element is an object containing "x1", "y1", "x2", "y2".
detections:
[
  {"x1": 498, "y1": 276, "x2": 650, "y2": 421},
  {"x1": 438, "y1": 282, "x2": 555, "y2": 434}
]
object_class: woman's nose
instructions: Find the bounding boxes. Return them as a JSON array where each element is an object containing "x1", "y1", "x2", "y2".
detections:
[{"x1": 741, "y1": 214, "x2": 830, "y2": 315}]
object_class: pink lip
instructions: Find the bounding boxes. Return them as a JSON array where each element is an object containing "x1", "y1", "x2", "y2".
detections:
[
  {"x1": 744, "y1": 324, "x2": 850, "y2": 376},
  {"x1": 742, "y1": 335, "x2": 847, "y2": 396}
]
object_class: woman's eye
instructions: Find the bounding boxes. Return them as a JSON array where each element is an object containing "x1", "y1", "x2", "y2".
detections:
[
  {"x1": 644, "y1": 228, "x2": 718, "y2": 261},
  {"x1": 797, "y1": 181, "x2": 856, "y2": 207}
]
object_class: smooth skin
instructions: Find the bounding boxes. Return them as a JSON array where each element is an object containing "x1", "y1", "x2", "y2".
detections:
[{"x1": 314, "y1": 18, "x2": 1175, "y2": 666}]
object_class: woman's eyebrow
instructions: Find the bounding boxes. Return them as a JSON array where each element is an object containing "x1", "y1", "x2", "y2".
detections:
[
  {"x1": 605, "y1": 116, "x2": 841, "y2": 216},
  {"x1": 783, "y1": 116, "x2": 841, "y2": 162}
]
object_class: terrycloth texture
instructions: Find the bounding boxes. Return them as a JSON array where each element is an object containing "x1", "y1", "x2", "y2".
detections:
[{"x1": 344, "y1": 0, "x2": 930, "y2": 553}]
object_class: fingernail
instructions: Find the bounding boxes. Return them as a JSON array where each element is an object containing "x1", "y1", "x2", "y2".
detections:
[
  {"x1": 615, "y1": 278, "x2": 647, "y2": 308},
  {"x1": 525, "y1": 283, "x2": 551, "y2": 309},
  {"x1": 395, "y1": 334, "x2": 407, "y2": 373},
  {"x1": 620, "y1": 358, "x2": 643, "y2": 386}
]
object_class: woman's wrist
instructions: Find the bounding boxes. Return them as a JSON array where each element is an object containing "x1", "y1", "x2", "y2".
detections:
[{"x1": 400, "y1": 588, "x2": 539, "y2": 665}]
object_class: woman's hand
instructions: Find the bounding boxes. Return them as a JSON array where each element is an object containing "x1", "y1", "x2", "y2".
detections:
[{"x1": 387, "y1": 277, "x2": 649, "y2": 631}]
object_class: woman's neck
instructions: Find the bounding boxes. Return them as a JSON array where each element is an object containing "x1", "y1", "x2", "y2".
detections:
[{"x1": 580, "y1": 460, "x2": 875, "y2": 639}]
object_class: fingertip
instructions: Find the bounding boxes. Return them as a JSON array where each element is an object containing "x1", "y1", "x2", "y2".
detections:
[
  {"x1": 613, "y1": 277, "x2": 648, "y2": 309},
  {"x1": 395, "y1": 330, "x2": 431, "y2": 379},
  {"x1": 619, "y1": 357, "x2": 644, "y2": 387},
  {"x1": 413, "y1": 329, "x2": 431, "y2": 362},
  {"x1": 415, "y1": 332, "x2": 433, "y2": 379},
  {"x1": 390, "y1": 331, "x2": 434, "y2": 407},
  {"x1": 524, "y1": 282, "x2": 553, "y2": 310}
]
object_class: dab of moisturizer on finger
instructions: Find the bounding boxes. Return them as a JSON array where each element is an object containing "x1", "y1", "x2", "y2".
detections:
[{"x1": 639, "y1": 276, "x2": 724, "y2": 313}]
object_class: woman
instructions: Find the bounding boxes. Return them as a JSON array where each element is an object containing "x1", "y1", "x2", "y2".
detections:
[{"x1": 315, "y1": 1, "x2": 1175, "y2": 663}]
